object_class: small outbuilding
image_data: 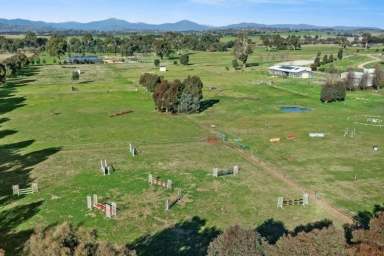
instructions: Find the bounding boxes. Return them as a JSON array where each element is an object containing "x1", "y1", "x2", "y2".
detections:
[
  {"x1": 269, "y1": 65, "x2": 313, "y2": 79},
  {"x1": 160, "y1": 65, "x2": 167, "y2": 72}
]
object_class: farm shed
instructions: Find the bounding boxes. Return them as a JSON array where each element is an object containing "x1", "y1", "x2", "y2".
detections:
[
  {"x1": 65, "y1": 55, "x2": 103, "y2": 64},
  {"x1": 269, "y1": 65, "x2": 313, "y2": 79}
]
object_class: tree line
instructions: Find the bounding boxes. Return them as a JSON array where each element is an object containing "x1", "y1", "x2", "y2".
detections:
[{"x1": 44, "y1": 32, "x2": 235, "y2": 59}]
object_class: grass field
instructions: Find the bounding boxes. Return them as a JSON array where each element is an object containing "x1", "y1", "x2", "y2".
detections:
[{"x1": 1, "y1": 45, "x2": 384, "y2": 255}]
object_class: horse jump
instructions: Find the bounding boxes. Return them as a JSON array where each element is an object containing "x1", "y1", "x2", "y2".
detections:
[
  {"x1": 87, "y1": 194, "x2": 117, "y2": 218},
  {"x1": 148, "y1": 174, "x2": 173, "y2": 190},
  {"x1": 12, "y1": 183, "x2": 38, "y2": 196},
  {"x1": 165, "y1": 190, "x2": 183, "y2": 211},
  {"x1": 213, "y1": 165, "x2": 240, "y2": 177},
  {"x1": 129, "y1": 144, "x2": 137, "y2": 157},
  {"x1": 277, "y1": 193, "x2": 309, "y2": 208},
  {"x1": 100, "y1": 160, "x2": 114, "y2": 176}
]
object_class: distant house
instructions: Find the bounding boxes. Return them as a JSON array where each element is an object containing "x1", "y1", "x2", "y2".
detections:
[
  {"x1": 341, "y1": 69, "x2": 375, "y2": 88},
  {"x1": 269, "y1": 65, "x2": 313, "y2": 79},
  {"x1": 65, "y1": 56, "x2": 103, "y2": 64},
  {"x1": 160, "y1": 66, "x2": 167, "y2": 72}
]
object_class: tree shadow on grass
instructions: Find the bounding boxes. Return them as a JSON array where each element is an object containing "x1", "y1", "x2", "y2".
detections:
[
  {"x1": 0, "y1": 65, "x2": 61, "y2": 255},
  {"x1": 131, "y1": 216, "x2": 221, "y2": 256},
  {"x1": 290, "y1": 219, "x2": 333, "y2": 236},
  {"x1": 0, "y1": 201, "x2": 44, "y2": 255},
  {"x1": 256, "y1": 218, "x2": 288, "y2": 244},
  {"x1": 199, "y1": 99, "x2": 220, "y2": 113}
]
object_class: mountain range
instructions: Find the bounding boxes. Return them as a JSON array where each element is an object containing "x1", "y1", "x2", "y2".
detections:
[{"x1": 0, "y1": 18, "x2": 381, "y2": 33}]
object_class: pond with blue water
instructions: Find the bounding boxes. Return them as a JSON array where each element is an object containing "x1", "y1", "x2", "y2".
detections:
[{"x1": 280, "y1": 106, "x2": 311, "y2": 113}]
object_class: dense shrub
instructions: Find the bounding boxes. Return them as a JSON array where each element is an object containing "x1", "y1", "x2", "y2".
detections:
[
  {"x1": 267, "y1": 226, "x2": 347, "y2": 256},
  {"x1": 207, "y1": 226, "x2": 267, "y2": 256},
  {"x1": 154, "y1": 59, "x2": 160, "y2": 67},
  {"x1": 180, "y1": 54, "x2": 189, "y2": 65},
  {"x1": 23, "y1": 222, "x2": 135, "y2": 256},
  {"x1": 232, "y1": 59, "x2": 240, "y2": 70},
  {"x1": 3, "y1": 53, "x2": 29, "y2": 77},
  {"x1": 139, "y1": 73, "x2": 161, "y2": 92},
  {"x1": 72, "y1": 70, "x2": 80, "y2": 81},
  {"x1": 320, "y1": 77, "x2": 346, "y2": 102}
]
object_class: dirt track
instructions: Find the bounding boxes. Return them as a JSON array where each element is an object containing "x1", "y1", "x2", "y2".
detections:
[{"x1": 358, "y1": 54, "x2": 382, "y2": 69}]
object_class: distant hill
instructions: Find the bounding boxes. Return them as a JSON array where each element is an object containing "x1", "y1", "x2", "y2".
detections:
[{"x1": 0, "y1": 18, "x2": 381, "y2": 33}]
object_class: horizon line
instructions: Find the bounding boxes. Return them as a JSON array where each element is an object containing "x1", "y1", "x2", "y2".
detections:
[{"x1": 1, "y1": 17, "x2": 382, "y2": 29}]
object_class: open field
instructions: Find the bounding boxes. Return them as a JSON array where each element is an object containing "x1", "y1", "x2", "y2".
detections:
[{"x1": 1, "y1": 45, "x2": 384, "y2": 254}]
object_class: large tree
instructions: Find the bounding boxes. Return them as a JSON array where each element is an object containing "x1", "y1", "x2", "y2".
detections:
[
  {"x1": 47, "y1": 34, "x2": 68, "y2": 58},
  {"x1": 178, "y1": 76, "x2": 203, "y2": 113},
  {"x1": 338, "y1": 48, "x2": 344, "y2": 60},
  {"x1": 153, "y1": 39, "x2": 172, "y2": 59},
  {"x1": 234, "y1": 32, "x2": 253, "y2": 68},
  {"x1": 373, "y1": 64, "x2": 384, "y2": 89}
]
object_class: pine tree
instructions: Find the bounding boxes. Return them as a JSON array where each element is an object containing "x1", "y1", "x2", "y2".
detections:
[{"x1": 337, "y1": 49, "x2": 343, "y2": 60}]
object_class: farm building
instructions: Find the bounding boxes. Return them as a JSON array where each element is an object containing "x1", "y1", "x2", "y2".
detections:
[
  {"x1": 269, "y1": 65, "x2": 313, "y2": 79},
  {"x1": 341, "y1": 69, "x2": 375, "y2": 88},
  {"x1": 65, "y1": 56, "x2": 103, "y2": 64}
]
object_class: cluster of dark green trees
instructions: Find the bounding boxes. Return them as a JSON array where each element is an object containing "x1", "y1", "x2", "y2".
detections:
[
  {"x1": 311, "y1": 50, "x2": 343, "y2": 72},
  {"x1": 139, "y1": 73, "x2": 203, "y2": 113},
  {"x1": 321, "y1": 77, "x2": 347, "y2": 103}
]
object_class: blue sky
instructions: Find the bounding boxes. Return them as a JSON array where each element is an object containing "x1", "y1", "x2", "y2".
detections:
[{"x1": 0, "y1": 0, "x2": 383, "y2": 27}]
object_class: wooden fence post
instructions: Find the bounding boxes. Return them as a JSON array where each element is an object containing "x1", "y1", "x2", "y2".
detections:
[
  {"x1": 105, "y1": 204, "x2": 112, "y2": 218},
  {"x1": 303, "y1": 193, "x2": 309, "y2": 207},
  {"x1": 167, "y1": 180, "x2": 172, "y2": 190},
  {"x1": 32, "y1": 183, "x2": 38, "y2": 193},
  {"x1": 12, "y1": 185, "x2": 19, "y2": 196},
  {"x1": 87, "y1": 196, "x2": 92, "y2": 209},
  {"x1": 165, "y1": 199, "x2": 170, "y2": 211},
  {"x1": 277, "y1": 197, "x2": 284, "y2": 208},
  {"x1": 93, "y1": 194, "x2": 98, "y2": 207},
  {"x1": 233, "y1": 165, "x2": 239, "y2": 176},
  {"x1": 213, "y1": 168, "x2": 219, "y2": 177},
  {"x1": 111, "y1": 202, "x2": 117, "y2": 216}
]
